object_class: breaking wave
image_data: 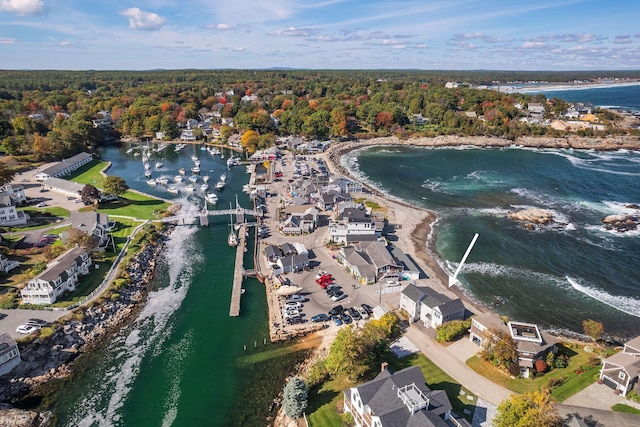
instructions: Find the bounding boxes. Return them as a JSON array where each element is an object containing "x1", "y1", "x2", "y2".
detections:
[{"x1": 567, "y1": 277, "x2": 640, "y2": 318}]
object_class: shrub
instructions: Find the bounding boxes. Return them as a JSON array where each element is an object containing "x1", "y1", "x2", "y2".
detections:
[
  {"x1": 306, "y1": 360, "x2": 329, "y2": 387},
  {"x1": 342, "y1": 412, "x2": 354, "y2": 425},
  {"x1": 39, "y1": 326, "x2": 55, "y2": 340},
  {"x1": 628, "y1": 391, "x2": 640, "y2": 404},
  {"x1": 436, "y1": 319, "x2": 471, "y2": 342},
  {"x1": 586, "y1": 355, "x2": 601, "y2": 368},
  {"x1": 546, "y1": 376, "x2": 567, "y2": 389},
  {"x1": 110, "y1": 293, "x2": 120, "y2": 301},
  {"x1": 534, "y1": 359, "x2": 548, "y2": 374},
  {"x1": 554, "y1": 355, "x2": 568, "y2": 369},
  {"x1": 0, "y1": 291, "x2": 18, "y2": 309}
]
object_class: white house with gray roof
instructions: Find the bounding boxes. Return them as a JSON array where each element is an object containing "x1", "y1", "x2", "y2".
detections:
[
  {"x1": 0, "y1": 193, "x2": 28, "y2": 226},
  {"x1": 343, "y1": 364, "x2": 455, "y2": 427},
  {"x1": 40, "y1": 177, "x2": 84, "y2": 198},
  {"x1": 65, "y1": 211, "x2": 113, "y2": 249},
  {"x1": 0, "y1": 254, "x2": 20, "y2": 273},
  {"x1": 599, "y1": 336, "x2": 640, "y2": 396},
  {"x1": 0, "y1": 184, "x2": 27, "y2": 205},
  {"x1": 20, "y1": 247, "x2": 91, "y2": 305},
  {"x1": 34, "y1": 152, "x2": 93, "y2": 181},
  {"x1": 400, "y1": 284, "x2": 465, "y2": 327},
  {"x1": 0, "y1": 333, "x2": 20, "y2": 376}
]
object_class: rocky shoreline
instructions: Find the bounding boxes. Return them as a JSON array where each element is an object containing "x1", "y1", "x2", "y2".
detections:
[{"x1": 0, "y1": 223, "x2": 174, "y2": 424}]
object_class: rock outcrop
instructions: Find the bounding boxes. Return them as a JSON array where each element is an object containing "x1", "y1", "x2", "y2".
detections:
[
  {"x1": 602, "y1": 214, "x2": 639, "y2": 232},
  {"x1": 508, "y1": 208, "x2": 554, "y2": 228}
]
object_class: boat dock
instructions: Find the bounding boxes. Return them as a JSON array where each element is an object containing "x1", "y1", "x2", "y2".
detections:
[{"x1": 229, "y1": 223, "x2": 246, "y2": 317}]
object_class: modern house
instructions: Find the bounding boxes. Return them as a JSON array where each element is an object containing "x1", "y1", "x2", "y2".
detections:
[
  {"x1": 34, "y1": 152, "x2": 93, "y2": 181},
  {"x1": 0, "y1": 333, "x2": 21, "y2": 376},
  {"x1": 343, "y1": 364, "x2": 455, "y2": 427},
  {"x1": 65, "y1": 211, "x2": 114, "y2": 249},
  {"x1": 469, "y1": 314, "x2": 558, "y2": 377},
  {"x1": 0, "y1": 254, "x2": 20, "y2": 273},
  {"x1": 399, "y1": 284, "x2": 466, "y2": 327},
  {"x1": 20, "y1": 247, "x2": 92, "y2": 305},
  {"x1": 329, "y1": 207, "x2": 377, "y2": 245},
  {"x1": 599, "y1": 336, "x2": 640, "y2": 396},
  {"x1": 0, "y1": 193, "x2": 28, "y2": 226}
]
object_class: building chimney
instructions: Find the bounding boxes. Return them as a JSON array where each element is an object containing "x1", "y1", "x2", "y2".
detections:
[{"x1": 381, "y1": 362, "x2": 388, "y2": 372}]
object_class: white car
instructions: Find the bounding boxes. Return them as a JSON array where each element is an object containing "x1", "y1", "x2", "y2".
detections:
[
  {"x1": 355, "y1": 306, "x2": 369, "y2": 320},
  {"x1": 315, "y1": 270, "x2": 328, "y2": 280},
  {"x1": 283, "y1": 309, "x2": 300, "y2": 318},
  {"x1": 284, "y1": 301, "x2": 302, "y2": 309},
  {"x1": 36, "y1": 202, "x2": 47, "y2": 208},
  {"x1": 16, "y1": 324, "x2": 38, "y2": 334}
]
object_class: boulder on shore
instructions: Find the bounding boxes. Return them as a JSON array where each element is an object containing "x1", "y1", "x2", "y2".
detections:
[
  {"x1": 602, "y1": 214, "x2": 639, "y2": 232},
  {"x1": 509, "y1": 208, "x2": 554, "y2": 226}
]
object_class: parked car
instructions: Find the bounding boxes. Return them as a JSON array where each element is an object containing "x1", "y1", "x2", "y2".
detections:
[
  {"x1": 355, "y1": 306, "x2": 369, "y2": 320},
  {"x1": 284, "y1": 301, "x2": 302, "y2": 309},
  {"x1": 26, "y1": 318, "x2": 49, "y2": 327},
  {"x1": 327, "y1": 288, "x2": 342, "y2": 297},
  {"x1": 361, "y1": 303, "x2": 373, "y2": 315},
  {"x1": 332, "y1": 293, "x2": 347, "y2": 302},
  {"x1": 341, "y1": 312, "x2": 353, "y2": 324},
  {"x1": 348, "y1": 307, "x2": 362, "y2": 321},
  {"x1": 288, "y1": 294, "x2": 308, "y2": 302},
  {"x1": 287, "y1": 316, "x2": 304, "y2": 325},
  {"x1": 311, "y1": 313, "x2": 329, "y2": 323},
  {"x1": 385, "y1": 280, "x2": 400, "y2": 287},
  {"x1": 16, "y1": 324, "x2": 38, "y2": 334},
  {"x1": 283, "y1": 309, "x2": 300, "y2": 318},
  {"x1": 36, "y1": 202, "x2": 47, "y2": 207},
  {"x1": 328, "y1": 305, "x2": 344, "y2": 316},
  {"x1": 314, "y1": 270, "x2": 328, "y2": 280},
  {"x1": 332, "y1": 315, "x2": 343, "y2": 326}
]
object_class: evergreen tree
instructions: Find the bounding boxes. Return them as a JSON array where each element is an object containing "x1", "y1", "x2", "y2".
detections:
[{"x1": 282, "y1": 377, "x2": 308, "y2": 419}]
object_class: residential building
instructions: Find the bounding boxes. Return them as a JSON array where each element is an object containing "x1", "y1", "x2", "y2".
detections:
[
  {"x1": 277, "y1": 253, "x2": 309, "y2": 274},
  {"x1": 279, "y1": 207, "x2": 319, "y2": 235},
  {"x1": 0, "y1": 254, "x2": 20, "y2": 273},
  {"x1": 34, "y1": 152, "x2": 93, "y2": 181},
  {"x1": 20, "y1": 247, "x2": 92, "y2": 305},
  {"x1": 65, "y1": 211, "x2": 114, "y2": 249},
  {"x1": 0, "y1": 193, "x2": 28, "y2": 226},
  {"x1": 399, "y1": 284, "x2": 465, "y2": 327},
  {"x1": 40, "y1": 177, "x2": 85, "y2": 198},
  {"x1": 599, "y1": 336, "x2": 640, "y2": 396},
  {"x1": 469, "y1": 314, "x2": 557, "y2": 377},
  {"x1": 0, "y1": 333, "x2": 21, "y2": 376},
  {"x1": 329, "y1": 207, "x2": 376, "y2": 245},
  {"x1": 343, "y1": 364, "x2": 454, "y2": 427},
  {"x1": 180, "y1": 129, "x2": 196, "y2": 141},
  {"x1": 338, "y1": 241, "x2": 403, "y2": 285},
  {"x1": 0, "y1": 184, "x2": 27, "y2": 205}
]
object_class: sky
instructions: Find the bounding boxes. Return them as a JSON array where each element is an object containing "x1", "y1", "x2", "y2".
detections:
[{"x1": 1, "y1": 0, "x2": 640, "y2": 71}]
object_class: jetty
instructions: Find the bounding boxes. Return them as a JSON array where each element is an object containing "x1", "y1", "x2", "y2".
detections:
[{"x1": 229, "y1": 223, "x2": 246, "y2": 317}]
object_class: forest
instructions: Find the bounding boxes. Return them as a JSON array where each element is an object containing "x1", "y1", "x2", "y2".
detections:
[{"x1": 0, "y1": 69, "x2": 637, "y2": 161}]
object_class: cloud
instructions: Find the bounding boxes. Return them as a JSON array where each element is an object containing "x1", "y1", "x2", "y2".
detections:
[
  {"x1": 521, "y1": 41, "x2": 546, "y2": 49},
  {"x1": 451, "y1": 33, "x2": 512, "y2": 47},
  {"x1": 614, "y1": 35, "x2": 632, "y2": 44},
  {"x1": 0, "y1": 37, "x2": 16, "y2": 44},
  {"x1": 0, "y1": 0, "x2": 45, "y2": 16},
  {"x1": 214, "y1": 23, "x2": 233, "y2": 31},
  {"x1": 269, "y1": 27, "x2": 320, "y2": 37},
  {"x1": 120, "y1": 8, "x2": 165, "y2": 31}
]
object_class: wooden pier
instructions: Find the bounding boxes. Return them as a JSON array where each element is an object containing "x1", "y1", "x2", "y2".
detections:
[{"x1": 229, "y1": 223, "x2": 246, "y2": 317}]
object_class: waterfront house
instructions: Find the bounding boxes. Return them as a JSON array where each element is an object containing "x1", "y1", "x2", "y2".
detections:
[
  {"x1": 343, "y1": 363, "x2": 454, "y2": 427},
  {"x1": 0, "y1": 254, "x2": 20, "y2": 273},
  {"x1": 265, "y1": 245, "x2": 283, "y2": 263},
  {"x1": 469, "y1": 314, "x2": 557, "y2": 377},
  {"x1": 0, "y1": 333, "x2": 21, "y2": 376},
  {"x1": 399, "y1": 284, "x2": 465, "y2": 327},
  {"x1": 337, "y1": 241, "x2": 402, "y2": 285},
  {"x1": 329, "y1": 207, "x2": 376, "y2": 245},
  {"x1": 20, "y1": 247, "x2": 92, "y2": 305},
  {"x1": 0, "y1": 193, "x2": 28, "y2": 226},
  {"x1": 65, "y1": 211, "x2": 114, "y2": 249},
  {"x1": 34, "y1": 152, "x2": 93, "y2": 181},
  {"x1": 599, "y1": 336, "x2": 640, "y2": 396}
]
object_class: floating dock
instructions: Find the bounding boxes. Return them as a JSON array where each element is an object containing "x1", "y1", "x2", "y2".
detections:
[{"x1": 229, "y1": 224, "x2": 246, "y2": 316}]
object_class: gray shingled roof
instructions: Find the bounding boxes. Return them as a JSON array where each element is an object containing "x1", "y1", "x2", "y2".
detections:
[
  {"x1": 402, "y1": 284, "x2": 429, "y2": 303},
  {"x1": 41, "y1": 152, "x2": 92, "y2": 175},
  {"x1": 36, "y1": 247, "x2": 88, "y2": 283},
  {"x1": 437, "y1": 299, "x2": 466, "y2": 317}
]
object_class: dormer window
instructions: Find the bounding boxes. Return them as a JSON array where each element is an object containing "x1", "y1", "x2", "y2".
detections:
[{"x1": 619, "y1": 372, "x2": 626, "y2": 380}]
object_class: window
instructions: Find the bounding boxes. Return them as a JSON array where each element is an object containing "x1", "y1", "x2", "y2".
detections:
[{"x1": 619, "y1": 372, "x2": 626, "y2": 380}]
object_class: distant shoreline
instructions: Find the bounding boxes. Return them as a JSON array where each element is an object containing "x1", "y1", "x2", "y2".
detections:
[{"x1": 509, "y1": 80, "x2": 640, "y2": 94}]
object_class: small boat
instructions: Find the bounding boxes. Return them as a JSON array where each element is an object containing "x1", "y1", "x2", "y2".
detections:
[
  {"x1": 156, "y1": 177, "x2": 169, "y2": 185},
  {"x1": 144, "y1": 162, "x2": 151, "y2": 170},
  {"x1": 167, "y1": 186, "x2": 179, "y2": 195},
  {"x1": 240, "y1": 288, "x2": 245, "y2": 294},
  {"x1": 126, "y1": 148, "x2": 135, "y2": 154},
  {"x1": 219, "y1": 172, "x2": 227, "y2": 183},
  {"x1": 228, "y1": 230, "x2": 238, "y2": 247},
  {"x1": 215, "y1": 181, "x2": 225, "y2": 191},
  {"x1": 226, "y1": 157, "x2": 235, "y2": 167},
  {"x1": 203, "y1": 175, "x2": 210, "y2": 183},
  {"x1": 144, "y1": 170, "x2": 152, "y2": 178},
  {"x1": 155, "y1": 161, "x2": 163, "y2": 168},
  {"x1": 246, "y1": 165, "x2": 253, "y2": 174},
  {"x1": 208, "y1": 147, "x2": 221, "y2": 155},
  {"x1": 184, "y1": 184, "x2": 195, "y2": 192},
  {"x1": 188, "y1": 175, "x2": 198, "y2": 183},
  {"x1": 174, "y1": 175, "x2": 183, "y2": 183},
  {"x1": 147, "y1": 179, "x2": 157, "y2": 186},
  {"x1": 179, "y1": 167, "x2": 186, "y2": 175},
  {"x1": 191, "y1": 155, "x2": 198, "y2": 162},
  {"x1": 200, "y1": 146, "x2": 207, "y2": 151},
  {"x1": 200, "y1": 183, "x2": 209, "y2": 192},
  {"x1": 133, "y1": 152, "x2": 141, "y2": 157},
  {"x1": 205, "y1": 193, "x2": 218, "y2": 204},
  {"x1": 191, "y1": 166, "x2": 201, "y2": 174},
  {"x1": 194, "y1": 159, "x2": 201, "y2": 166}
]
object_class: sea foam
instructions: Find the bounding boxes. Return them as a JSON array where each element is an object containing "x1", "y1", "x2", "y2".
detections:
[{"x1": 567, "y1": 277, "x2": 640, "y2": 318}]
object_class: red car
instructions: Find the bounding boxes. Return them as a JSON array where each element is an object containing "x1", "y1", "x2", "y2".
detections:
[{"x1": 315, "y1": 275, "x2": 332, "y2": 285}]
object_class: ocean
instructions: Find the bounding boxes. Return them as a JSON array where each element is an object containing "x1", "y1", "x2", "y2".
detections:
[{"x1": 522, "y1": 82, "x2": 640, "y2": 112}]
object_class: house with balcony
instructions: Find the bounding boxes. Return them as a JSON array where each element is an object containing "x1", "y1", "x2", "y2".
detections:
[
  {"x1": 0, "y1": 333, "x2": 21, "y2": 376},
  {"x1": 599, "y1": 336, "x2": 640, "y2": 396},
  {"x1": 0, "y1": 193, "x2": 28, "y2": 226},
  {"x1": 20, "y1": 247, "x2": 91, "y2": 305},
  {"x1": 343, "y1": 363, "x2": 455, "y2": 427},
  {"x1": 34, "y1": 152, "x2": 93, "y2": 181},
  {"x1": 65, "y1": 211, "x2": 114, "y2": 249},
  {"x1": 329, "y1": 207, "x2": 377, "y2": 245}
]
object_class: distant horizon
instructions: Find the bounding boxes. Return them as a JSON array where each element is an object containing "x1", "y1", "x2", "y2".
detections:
[{"x1": 1, "y1": 0, "x2": 640, "y2": 70}]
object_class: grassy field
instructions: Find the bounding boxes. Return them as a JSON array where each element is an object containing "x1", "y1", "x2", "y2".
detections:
[
  {"x1": 67, "y1": 160, "x2": 108, "y2": 187},
  {"x1": 466, "y1": 344, "x2": 598, "y2": 400},
  {"x1": 308, "y1": 376, "x2": 351, "y2": 427}
]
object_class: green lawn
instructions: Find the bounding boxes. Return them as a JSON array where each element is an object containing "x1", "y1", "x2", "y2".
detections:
[
  {"x1": 67, "y1": 160, "x2": 108, "y2": 187},
  {"x1": 50, "y1": 260, "x2": 114, "y2": 307},
  {"x1": 9, "y1": 206, "x2": 70, "y2": 232},
  {"x1": 308, "y1": 376, "x2": 350, "y2": 427},
  {"x1": 612, "y1": 403, "x2": 640, "y2": 415},
  {"x1": 466, "y1": 345, "x2": 598, "y2": 400}
]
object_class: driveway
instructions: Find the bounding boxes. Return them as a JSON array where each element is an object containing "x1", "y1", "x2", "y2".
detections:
[{"x1": 0, "y1": 308, "x2": 67, "y2": 339}]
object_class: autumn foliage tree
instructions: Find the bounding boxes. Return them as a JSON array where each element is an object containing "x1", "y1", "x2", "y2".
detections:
[
  {"x1": 582, "y1": 319, "x2": 604, "y2": 342},
  {"x1": 493, "y1": 389, "x2": 562, "y2": 427}
]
